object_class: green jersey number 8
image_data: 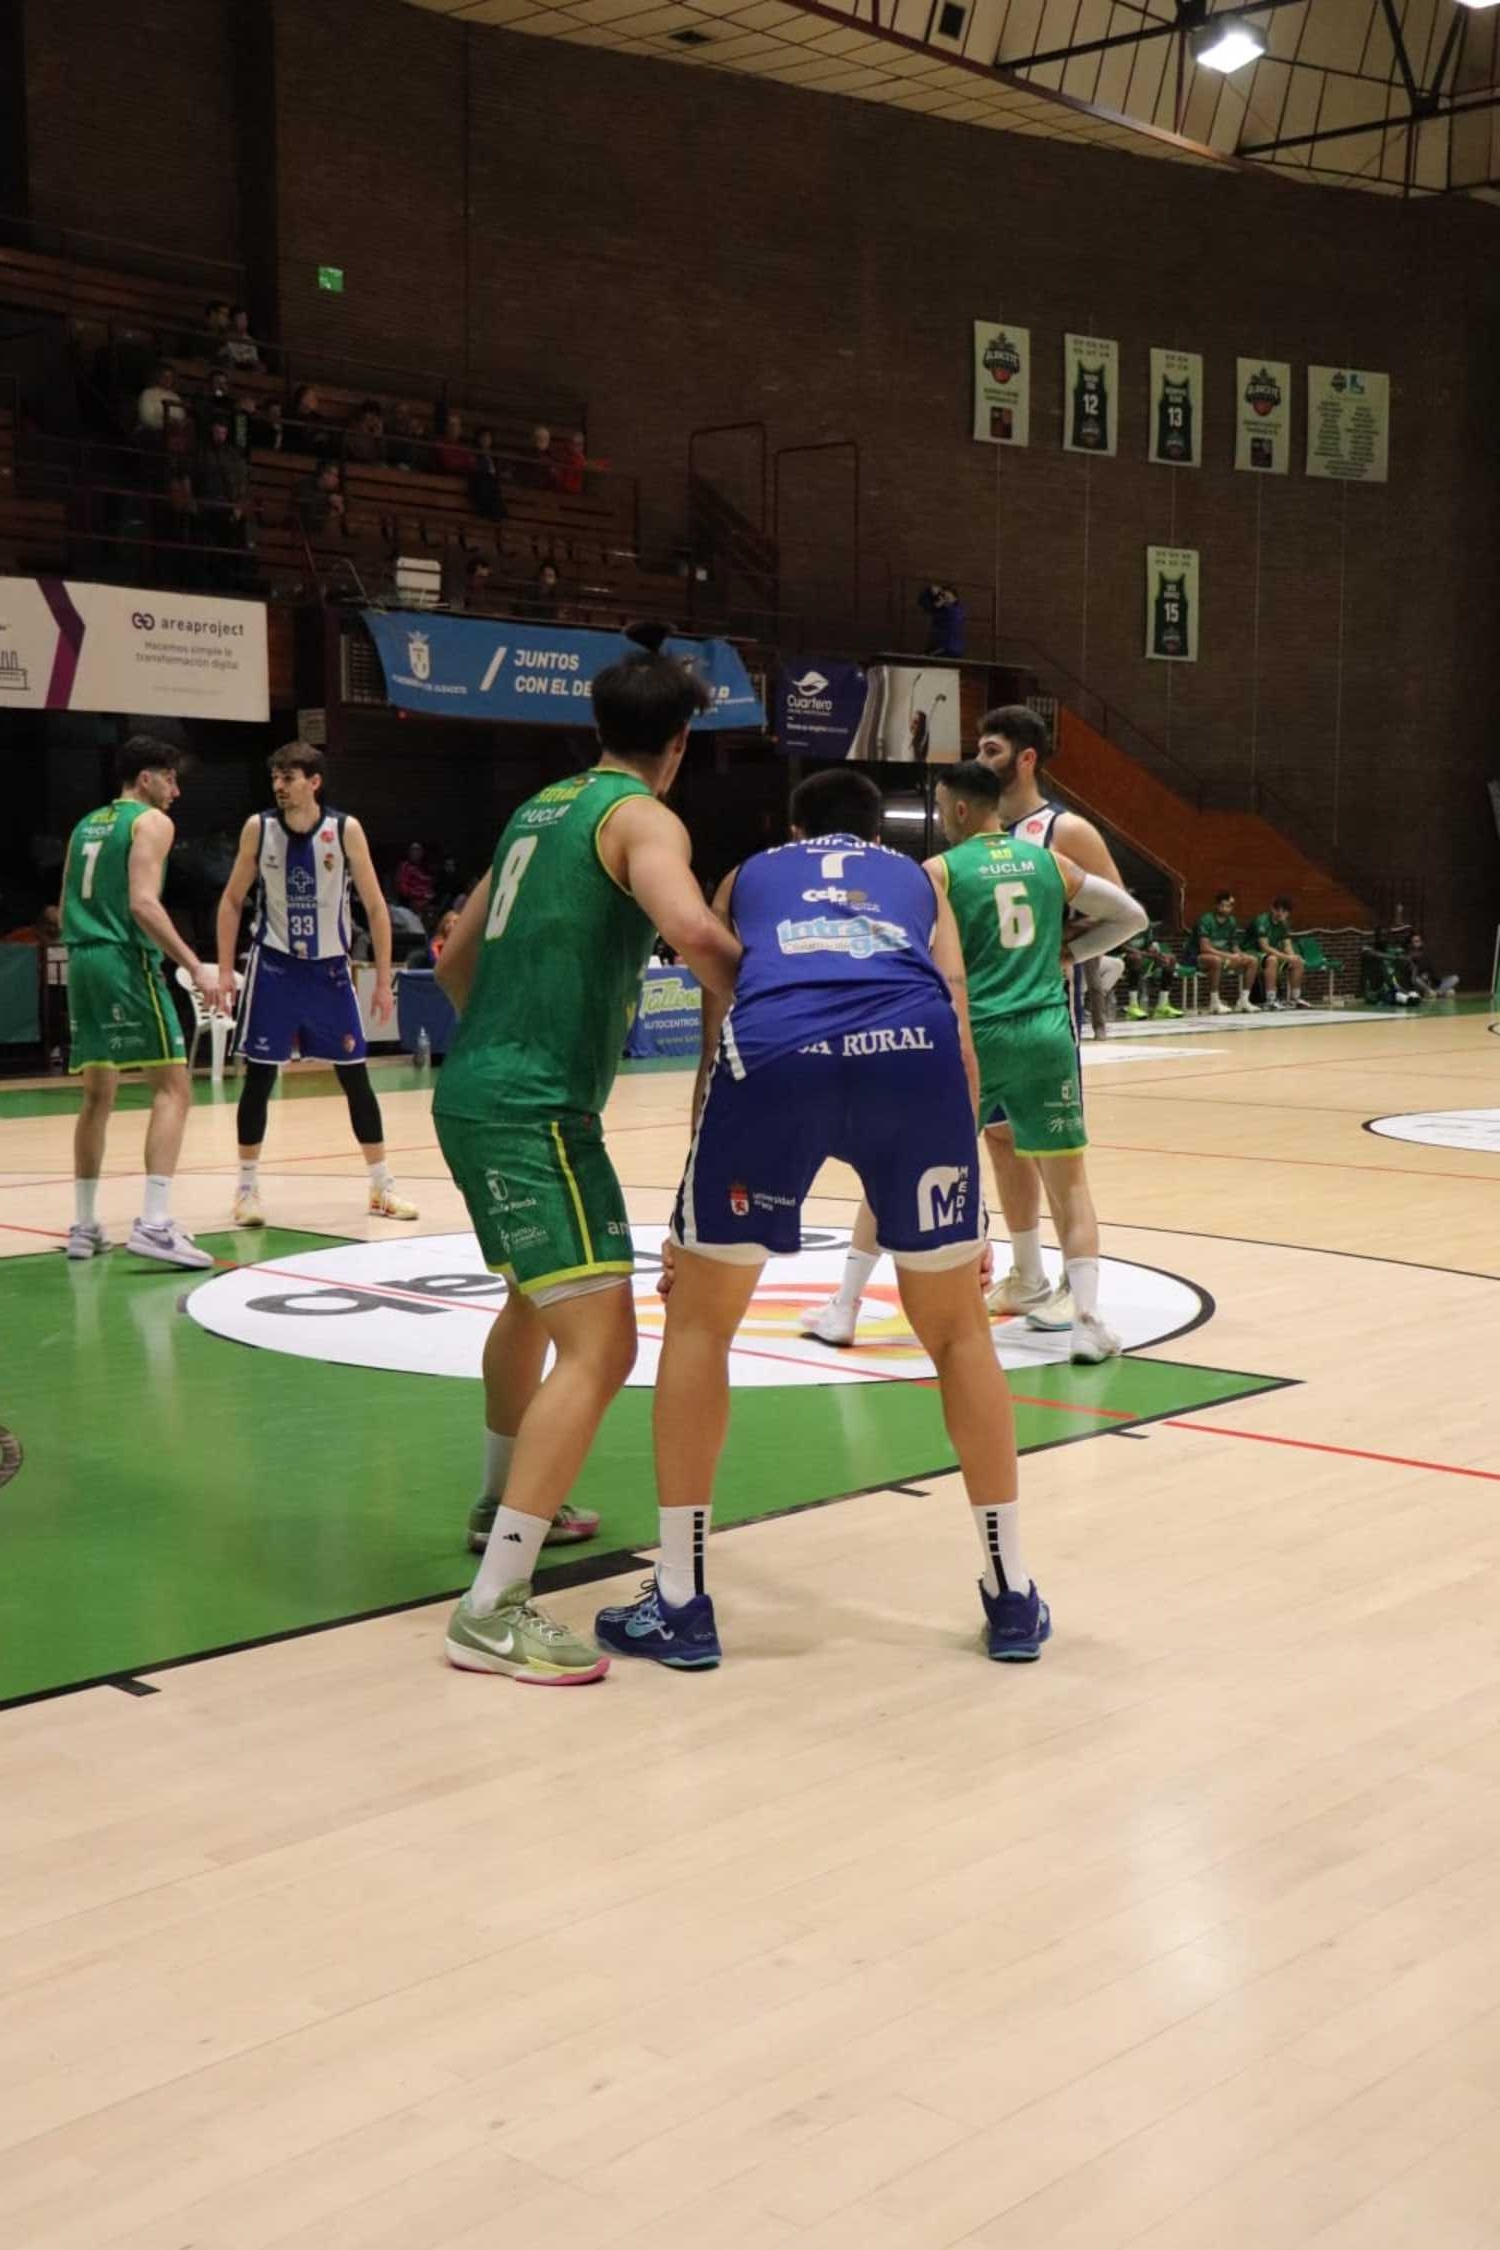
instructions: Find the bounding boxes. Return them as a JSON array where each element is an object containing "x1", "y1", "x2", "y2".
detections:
[
  {"x1": 994, "y1": 880, "x2": 1036, "y2": 950},
  {"x1": 485, "y1": 835, "x2": 538, "y2": 941}
]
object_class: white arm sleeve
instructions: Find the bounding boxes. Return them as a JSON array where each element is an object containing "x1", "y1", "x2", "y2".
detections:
[{"x1": 1064, "y1": 872, "x2": 1149, "y2": 964}]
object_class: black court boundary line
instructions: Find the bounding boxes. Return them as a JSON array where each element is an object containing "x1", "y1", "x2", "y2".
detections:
[
  {"x1": 0, "y1": 1362, "x2": 1291, "y2": 1715},
  {"x1": 1359, "y1": 1114, "x2": 1500, "y2": 1152},
  {"x1": 1099, "y1": 1216, "x2": 1500, "y2": 1284}
]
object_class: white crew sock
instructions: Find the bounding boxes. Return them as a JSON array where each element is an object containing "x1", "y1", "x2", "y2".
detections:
[
  {"x1": 238, "y1": 1159, "x2": 259, "y2": 1193},
  {"x1": 75, "y1": 1177, "x2": 99, "y2": 1226},
  {"x1": 834, "y1": 1248, "x2": 878, "y2": 1314},
  {"x1": 368, "y1": 1159, "x2": 392, "y2": 1194},
  {"x1": 482, "y1": 1429, "x2": 516, "y2": 1502},
  {"x1": 1009, "y1": 1227, "x2": 1045, "y2": 1289},
  {"x1": 143, "y1": 1175, "x2": 171, "y2": 1226},
  {"x1": 657, "y1": 1504, "x2": 711, "y2": 1607},
  {"x1": 973, "y1": 1502, "x2": 1027, "y2": 1598},
  {"x1": 1066, "y1": 1256, "x2": 1100, "y2": 1322},
  {"x1": 470, "y1": 1503, "x2": 549, "y2": 1612}
]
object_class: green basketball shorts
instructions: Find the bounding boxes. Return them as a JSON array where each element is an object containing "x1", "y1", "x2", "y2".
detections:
[
  {"x1": 973, "y1": 1002, "x2": 1087, "y2": 1158},
  {"x1": 67, "y1": 943, "x2": 186, "y2": 1071},
  {"x1": 434, "y1": 1108, "x2": 635, "y2": 1297}
]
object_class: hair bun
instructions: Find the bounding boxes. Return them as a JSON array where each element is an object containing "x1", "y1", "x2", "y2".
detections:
[{"x1": 623, "y1": 620, "x2": 671, "y2": 654}]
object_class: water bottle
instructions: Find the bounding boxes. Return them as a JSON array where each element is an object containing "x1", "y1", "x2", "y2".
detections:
[{"x1": 414, "y1": 1027, "x2": 431, "y2": 1070}]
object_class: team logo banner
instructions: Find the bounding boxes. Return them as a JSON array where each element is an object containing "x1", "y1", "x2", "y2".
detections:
[
  {"x1": 1234, "y1": 358, "x2": 1291, "y2": 474},
  {"x1": 0, "y1": 577, "x2": 268, "y2": 720},
  {"x1": 1148, "y1": 348, "x2": 1203, "y2": 467},
  {"x1": 774, "y1": 659, "x2": 869, "y2": 760},
  {"x1": 1146, "y1": 545, "x2": 1199, "y2": 663},
  {"x1": 362, "y1": 614, "x2": 765, "y2": 730},
  {"x1": 1063, "y1": 333, "x2": 1118, "y2": 457},
  {"x1": 972, "y1": 321, "x2": 1031, "y2": 446},
  {"x1": 1306, "y1": 366, "x2": 1389, "y2": 483}
]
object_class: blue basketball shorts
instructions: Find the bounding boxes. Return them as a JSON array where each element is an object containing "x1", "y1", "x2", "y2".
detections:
[
  {"x1": 236, "y1": 946, "x2": 367, "y2": 1066},
  {"x1": 672, "y1": 997, "x2": 981, "y2": 1268}
]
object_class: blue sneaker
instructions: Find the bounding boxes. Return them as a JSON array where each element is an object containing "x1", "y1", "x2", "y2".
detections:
[
  {"x1": 594, "y1": 1577, "x2": 722, "y2": 1669},
  {"x1": 980, "y1": 1580, "x2": 1051, "y2": 1662}
]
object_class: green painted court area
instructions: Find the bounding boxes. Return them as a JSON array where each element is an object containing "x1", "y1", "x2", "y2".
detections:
[{"x1": 0, "y1": 1232, "x2": 1282, "y2": 1706}]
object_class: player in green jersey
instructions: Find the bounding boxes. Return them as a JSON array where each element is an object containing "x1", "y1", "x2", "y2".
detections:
[
  {"x1": 59, "y1": 736, "x2": 220, "y2": 1269},
  {"x1": 431, "y1": 644, "x2": 742, "y2": 1685},
  {"x1": 804, "y1": 762, "x2": 1144, "y2": 1364},
  {"x1": 1193, "y1": 890, "x2": 1260, "y2": 1014},
  {"x1": 1249, "y1": 895, "x2": 1310, "y2": 1011}
]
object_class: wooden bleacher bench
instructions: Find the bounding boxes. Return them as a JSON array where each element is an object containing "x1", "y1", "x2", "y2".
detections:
[{"x1": 0, "y1": 245, "x2": 211, "y2": 339}]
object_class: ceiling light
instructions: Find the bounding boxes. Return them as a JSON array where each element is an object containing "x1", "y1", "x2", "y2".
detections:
[
  {"x1": 1193, "y1": 19, "x2": 1266, "y2": 70},
  {"x1": 1452, "y1": 0, "x2": 1500, "y2": 12}
]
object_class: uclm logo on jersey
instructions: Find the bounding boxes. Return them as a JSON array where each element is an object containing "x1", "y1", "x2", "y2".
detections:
[
  {"x1": 983, "y1": 333, "x2": 1022, "y2": 385},
  {"x1": 1244, "y1": 367, "x2": 1281, "y2": 417}
]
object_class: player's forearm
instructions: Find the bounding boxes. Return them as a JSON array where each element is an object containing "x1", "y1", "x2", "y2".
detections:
[
  {"x1": 1061, "y1": 875, "x2": 1148, "y2": 966},
  {"x1": 216, "y1": 892, "x2": 244, "y2": 978},
  {"x1": 366, "y1": 898, "x2": 393, "y2": 986},
  {"x1": 132, "y1": 893, "x2": 200, "y2": 975},
  {"x1": 668, "y1": 908, "x2": 742, "y2": 1003}
]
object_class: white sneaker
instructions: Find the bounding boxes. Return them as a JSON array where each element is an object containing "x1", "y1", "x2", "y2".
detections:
[
  {"x1": 985, "y1": 1268, "x2": 1053, "y2": 1319},
  {"x1": 801, "y1": 1296, "x2": 858, "y2": 1347},
  {"x1": 1070, "y1": 1313, "x2": 1122, "y2": 1364},
  {"x1": 1292, "y1": 995, "x2": 1314, "y2": 1010},
  {"x1": 1208, "y1": 994, "x2": 1231, "y2": 1016},
  {"x1": 127, "y1": 1218, "x2": 214, "y2": 1271},
  {"x1": 1234, "y1": 993, "x2": 1257, "y2": 1014},
  {"x1": 369, "y1": 1185, "x2": 419, "y2": 1220},
  {"x1": 66, "y1": 1219, "x2": 109, "y2": 1260},
  {"x1": 232, "y1": 1185, "x2": 265, "y2": 1228},
  {"x1": 1024, "y1": 1280, "x2": 1075, "y2": 1333}
]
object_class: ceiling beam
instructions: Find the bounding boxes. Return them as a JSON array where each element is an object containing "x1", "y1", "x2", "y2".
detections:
[
  {"x1": 1003, "y1": 0, "x2": 1301, "y2": 76},
  {"x1": 1240, "y1": 84, "x2": 1500, "y2": 157}
]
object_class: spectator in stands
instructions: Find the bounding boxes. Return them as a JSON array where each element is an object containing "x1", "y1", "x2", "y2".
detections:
[
  {"x1": 396, "y1": 842, "x2": 435, "y2": 922},
  {"x1": 1361, "y1": 928, "x2": 1421, "y2": 1008},
  {"x1": 249, "y1": 396, "x2": 285, "y2": 452},
  {"x1": 464, "y1": 553, "x2": 494, "y2": 610},
  {"x1": 296, "y1": 459, "x2": 345, "y2": 535},
  {"x1": 387, "y1": 407, "x2": 429, "y2": 473},
  {"x1": 1, "y1": 904, "x2": 61, "y2": 945},
  {"x1": 424, "y1": 910, "x2": 460, "y2": 966},
  {"x1": 555, "y1": 429, "x2": 588, "y2": 497},
  {"x1": 433, "y1": 855, "x2": 464, "y2": 917},
  {"x1": 468, "y1": 426, "x2": 507, "y2": 521},
  {"x1": 524, "y1": 559, "x2": 561, "y2": 620},
  {"x1": 1407, "y1": 932, "x2": 1459, "y2": 1000},
  {"x1": 1121, "y1": 923, "x2": 1183, "y2": 1020},
  {"x1": 1193, "y1": 889, "x2": 1260, "y2": 1015},
  {"x1": 432, "y1": 408, "x2": 476, "y2": 478},
  {"x1": 190, "y1": 300, "x2": 232, "y2": 358},
  {"x1": 1248, "y1": 895, "x2": 1310, "y2": 1011},
  {"x1": 135, "y1": 362, "x2": 186, "y2": 437},
  {"x1": 514, "y1": 423, "x2": 558, "y2": 491},
  {"x1": 918, "y1": 582, "x2": 967, "y2": 658},
  {"x1": 217, "y1": 306, "x2": 263, "y2": 374},
  {"x1": 195, "y1": 368, "x2": 236, "y2": 438},
  {"x1": 289, "y1": 383, "x2": 337, "y2": 459},
  {"x1": 342, "y1": 399, "x2": 386, "y2": 467},
  {"x1": 194, "y1": 411, "x2": 252, "y2": 583}
]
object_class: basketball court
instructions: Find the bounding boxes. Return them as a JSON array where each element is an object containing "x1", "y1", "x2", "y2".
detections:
[{"x1": 3, "y1": 1008, "x2": 1499, "y2": 2246}]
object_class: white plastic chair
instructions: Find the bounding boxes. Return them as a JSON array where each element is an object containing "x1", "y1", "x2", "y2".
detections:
[{"x1": 175, "y1": 966, "x2": 242, "y2": 1082}]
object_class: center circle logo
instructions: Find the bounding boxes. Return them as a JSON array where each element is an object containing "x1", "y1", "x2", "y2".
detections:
[
  {"x1": 1366, "y1": 1108, "x2": 1500, "y2": 1154},
  {"x1": 188, "y1": 1222, "x2": 1206, "y2": 1386}
]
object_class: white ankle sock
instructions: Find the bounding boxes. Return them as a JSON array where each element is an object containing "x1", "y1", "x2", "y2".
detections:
[
  {"x1": 973, "y1": 1502, "x2": 1026, "y2": 1598},
  {"x1": 834, "y1": 1248, "x2": 878, "y2": 1314},
  {"x1": 75, "y1": 1177, "x2": 99, "y2": 1226},
  {"x1": 1010, "y1": 1228, "x2": 1045, "y2": 1288},
  {"x1": 368, "y1": 1159, "x2": 392, "y2": 1194},
  {"x1": 238, "y1": 1159, "x2": 259, "y2": 1193},
  {"x1": 482, "y1": 1429, "x2": 516, "y2": 1502},
  {"x1": 1066, "y1": 1256, "x2": 1100, "y2": 1322},
  {"x1": 470, "y1": 1503, "x2": 549, "y2": 1612},
  {"x1": 143, "y1": 1175, "x2": 171, "y2": 1226},
  {"x1": 657, "y1": 1505, "x2": 711, "y2": 1607}
]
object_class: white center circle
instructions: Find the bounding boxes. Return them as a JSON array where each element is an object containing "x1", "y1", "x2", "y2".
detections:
[
  {"x1": 1367, "y1": 1109, "x2": 1500, "y2": 1154},
  {"x1": 188, "y1": 1223, "x2": 1204, "y2": 1385}
]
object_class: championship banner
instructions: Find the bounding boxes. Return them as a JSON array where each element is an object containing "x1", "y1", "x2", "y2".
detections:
[
  {"x1": 1146, "y1": 546, "x2": 1199, "y2": 663},
  {"x1": 775, "y1": 659, "x2": 868, "y2": 760},
  {"x1": 846, "y1": 664, "x2": 963, "y2": 764},
  {"x1": 1306, "y1": 367, "x2": 1389, "y2": 483},
  {"x1": 1234, "y1": 359, "x2": 1291, "y2": 474},
  {"x1": 1148, "y1": 348, "x2": 1203, "y2": 467},
  {"x1": 624, "y1": 964, "x2": 702, "y2": 1060},
  {"x1": 1063, "y1": 333, "x2": 1118, "y2": 457},
  {"x1": 972, "y1": 321, "x2": 1031, "y2": 446},
  {"x1": 362, "y1": 615, "x2": 765, "y2": 730},
  {"x1": 0, "y1": 577, "x2": 268, "y2": 720}
]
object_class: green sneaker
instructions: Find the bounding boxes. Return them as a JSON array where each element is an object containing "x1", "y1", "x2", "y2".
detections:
[
  {"x1": 445, "y1": 1581, "x2": 609, "y2": 1685},
  {"x1": 1123, "y1": 1000, "x2": 1147, "y2": 1021},
  {"x1": 466, "y1": 1498, "x2": 601, "y2": 1553},
  {"x1": 1153, "y1": 996, "x2": 1183, "y2": 1019}
]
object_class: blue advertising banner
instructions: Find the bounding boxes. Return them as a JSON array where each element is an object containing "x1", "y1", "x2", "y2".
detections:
[
  {"x1": 624, "y1": 963, "x2": 703, "y2": 1060},
  {"x1": 775, "y1": 658, "x2": 868, "y2": 760},
  {"x1": 362, "y1": 614, "x2": 764, "y2": 731}
]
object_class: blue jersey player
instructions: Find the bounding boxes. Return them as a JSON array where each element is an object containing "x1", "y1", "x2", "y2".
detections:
[
  {"x1": 596, "y1": 765, "x2": 1050, "y2": 1671},
  {"x1": 215, "y1": 743, "x2": 418, "y2": 1227}
]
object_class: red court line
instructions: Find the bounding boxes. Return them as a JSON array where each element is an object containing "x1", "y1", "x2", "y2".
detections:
[
  {"x1": 1161, "y1": 1419, "x2": 1500, "y2": 1485},
  {"x1": 0, "y1": 1140, "x2": 439, "y2": 1192}
]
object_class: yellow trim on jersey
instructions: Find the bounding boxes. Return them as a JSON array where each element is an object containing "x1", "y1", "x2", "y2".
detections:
[
  {"x1": 592, "y1": 780, "x2": 649, "y2": 899},
  {"x1": 931, "y1": 855, "x2": 951, "y2": 893},
  {"x1": 516, "y1": 1258, "x2": 634, "y2": 1296},
  {"x1": 1012, "y1": 1142, "x2": 1089, "y2": 1158},
  {"x1": 139, "y1": 948, "x2": 175, "y2": 1059},
  {"x1": 550, "y1": 1120, "x2": 595, "y2": 1264}
]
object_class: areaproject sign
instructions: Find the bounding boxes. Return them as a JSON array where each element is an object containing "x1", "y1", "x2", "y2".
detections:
[
  {"x1": 0, "y1": 577, "x2": 268, "y2": 720},
  {"x1": 362, "y1": 614, "x2": 764, "y2": 731}
]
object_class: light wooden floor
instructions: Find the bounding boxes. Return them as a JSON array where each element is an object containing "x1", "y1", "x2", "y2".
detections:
[{"x1": 4, "y1": 1012, "x2": 1500, "y2": 2250}]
